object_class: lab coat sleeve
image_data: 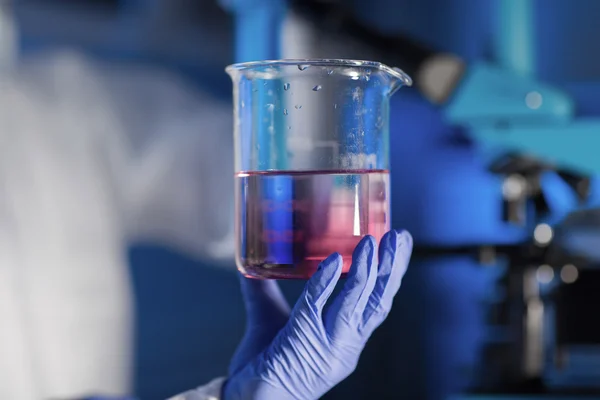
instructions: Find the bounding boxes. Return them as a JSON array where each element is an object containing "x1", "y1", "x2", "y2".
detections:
[
  {"x1": 124, "y1": 95, "x2": 235, "y2": 261},
  {"x1": 97, "y1": 65, "x2": 236, "y2": 262},
  {"x1": 167, "y1": 377, "x2": 226, "y2": 400}
]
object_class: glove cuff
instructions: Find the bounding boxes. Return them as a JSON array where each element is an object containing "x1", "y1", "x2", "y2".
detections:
[{"x1": 168, "y1": 377, "x2": 226, "y2": 400}]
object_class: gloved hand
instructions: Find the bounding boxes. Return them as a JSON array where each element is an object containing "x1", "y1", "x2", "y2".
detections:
[{"x1": 224, "y1": 229, "x2": 413, "y2": 400}]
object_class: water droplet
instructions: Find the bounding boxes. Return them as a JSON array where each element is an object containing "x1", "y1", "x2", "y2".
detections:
[
  {"x1": 312, "y1": 85, "x2": 322, "y2": 91},
  {"x1": 295, "y1": 104, "x2": 302, "y2": 109},
  {"x1": 283, "y1": 109, "x2": 289, "y2": 115},
  {"x1": 287, "y1": 126, "x2": 291, "y2": 130},
  {"x1": 327, "y1": 69, "x2": 334, "y2": 75},
  {"x1": 267, "y1": 89, "x2": 273, "y2": 96},
  {"x1": 241, "y1": 101, "x2": 245, "y2": 108},
  {"x1": 252, "y1": 88, "x2": 257, "y2": 92},
  {"x1": 365, "y1": 75, "x2": 370, "y2": 81},
  {"x1": 298, "y1": 64, "x2": 309, "y2": 71},
  {"x1": 283, "y1": 83, "x2": 290, "y2": 91},
  {"x1": 334, "y1": 103, "x2": 337, "y2": 109}
]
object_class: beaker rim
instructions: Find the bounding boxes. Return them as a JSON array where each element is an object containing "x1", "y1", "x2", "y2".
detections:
[{"x1": 225, "y1": 58, "x2": 412, "y2": 87}]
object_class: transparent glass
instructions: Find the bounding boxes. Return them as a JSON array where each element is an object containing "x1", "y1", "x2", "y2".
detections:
[{"x1": 226, "y1": 59, "x2": 411, "y2": 279}]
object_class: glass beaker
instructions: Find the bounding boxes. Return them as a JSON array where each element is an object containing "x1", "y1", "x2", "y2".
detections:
[{"x1": 226, "y1": 59, "x2": 411, "y2": 279}]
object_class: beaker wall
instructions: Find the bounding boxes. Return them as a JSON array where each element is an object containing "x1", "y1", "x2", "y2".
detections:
[{"x1": 227, "y1": 59, "x2": 410, "y2": 279}]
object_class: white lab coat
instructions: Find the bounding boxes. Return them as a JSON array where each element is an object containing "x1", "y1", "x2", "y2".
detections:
[{"x1": 0, "y1": 50, "x2": 234, "y2": 399}]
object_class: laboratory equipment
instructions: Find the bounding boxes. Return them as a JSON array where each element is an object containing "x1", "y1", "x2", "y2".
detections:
[{"x1": 226, "y1": 59, "x2": 411, "y2": 279}]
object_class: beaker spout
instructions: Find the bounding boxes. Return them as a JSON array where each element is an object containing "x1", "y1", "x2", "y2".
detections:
[{"x1": 386, "y1": 66, "x2": 413, "y2": 96}]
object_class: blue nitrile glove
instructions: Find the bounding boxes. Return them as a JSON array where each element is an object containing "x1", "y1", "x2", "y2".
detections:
[{"x1": 224, "y1": 230, "x2": 413, "y2": 400}]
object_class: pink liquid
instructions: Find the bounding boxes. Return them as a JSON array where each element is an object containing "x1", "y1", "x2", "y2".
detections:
[{"x1": 235, "y1": 170, "x2": 390, "y2": 279}]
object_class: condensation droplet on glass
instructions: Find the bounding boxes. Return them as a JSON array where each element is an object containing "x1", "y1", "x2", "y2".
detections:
[
  {"x1": 295, "y1": 104, "x2": 302, "y2": 109},
  {"x1": 334, "y1": 103, "x2": 337, "y2": 109},
  {"x1": 298, "y1": 64, "x2": 309, "y2": 71},
  {"x1": 241, "y1": 101, "x2": 245, "y2": 108},
  {"x1": 267, "y1": 89, "x2": 273, "y2": 96},
  {"x1": 365, "y1": 75, "x2": 370, "y2": 81},
  {"x1": 283, "y1": 109, "x2": 289, "y2": 115},
  {"x1": 287, "y1": 126, "x2": 291, "y2": 130},
  {"x1": 283, "y1": 83, "x2": 290, "y2": 91},
  {"x1": 327, "y1": 69, "x2": 334, "y2": 75},
  {"x1": 312, "y1": 85, "x2": 322, "y2": 91}
]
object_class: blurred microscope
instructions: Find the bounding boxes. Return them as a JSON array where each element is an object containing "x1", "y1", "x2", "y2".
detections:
[{"x1": 217, "y1": 0, "x2": 600, "y2": 398}]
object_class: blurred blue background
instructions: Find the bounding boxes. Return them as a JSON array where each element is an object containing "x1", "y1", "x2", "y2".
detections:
[{"x1": 5, "y1": 0, "x2": 600, "y2": 399}]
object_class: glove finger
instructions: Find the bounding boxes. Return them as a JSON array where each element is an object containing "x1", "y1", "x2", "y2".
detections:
[
  {"x1": 361, "y1": 230, "x2": 412, "y2": 335},
  {"x1": 303, "y1": 252, "x2": 344, "y2": 313},
  {"x1": 239, "y1": 274, "x2": 291, "y2": 326},
  {"x1": 540, "y1": 171, "x2": 578, "y2": 221},
  {"x1": 326, "y1": 236, "x2": 378, "y2": 331},
  {"x1": 360, "y1": 230, "x2": 397, "y2": 326}
]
